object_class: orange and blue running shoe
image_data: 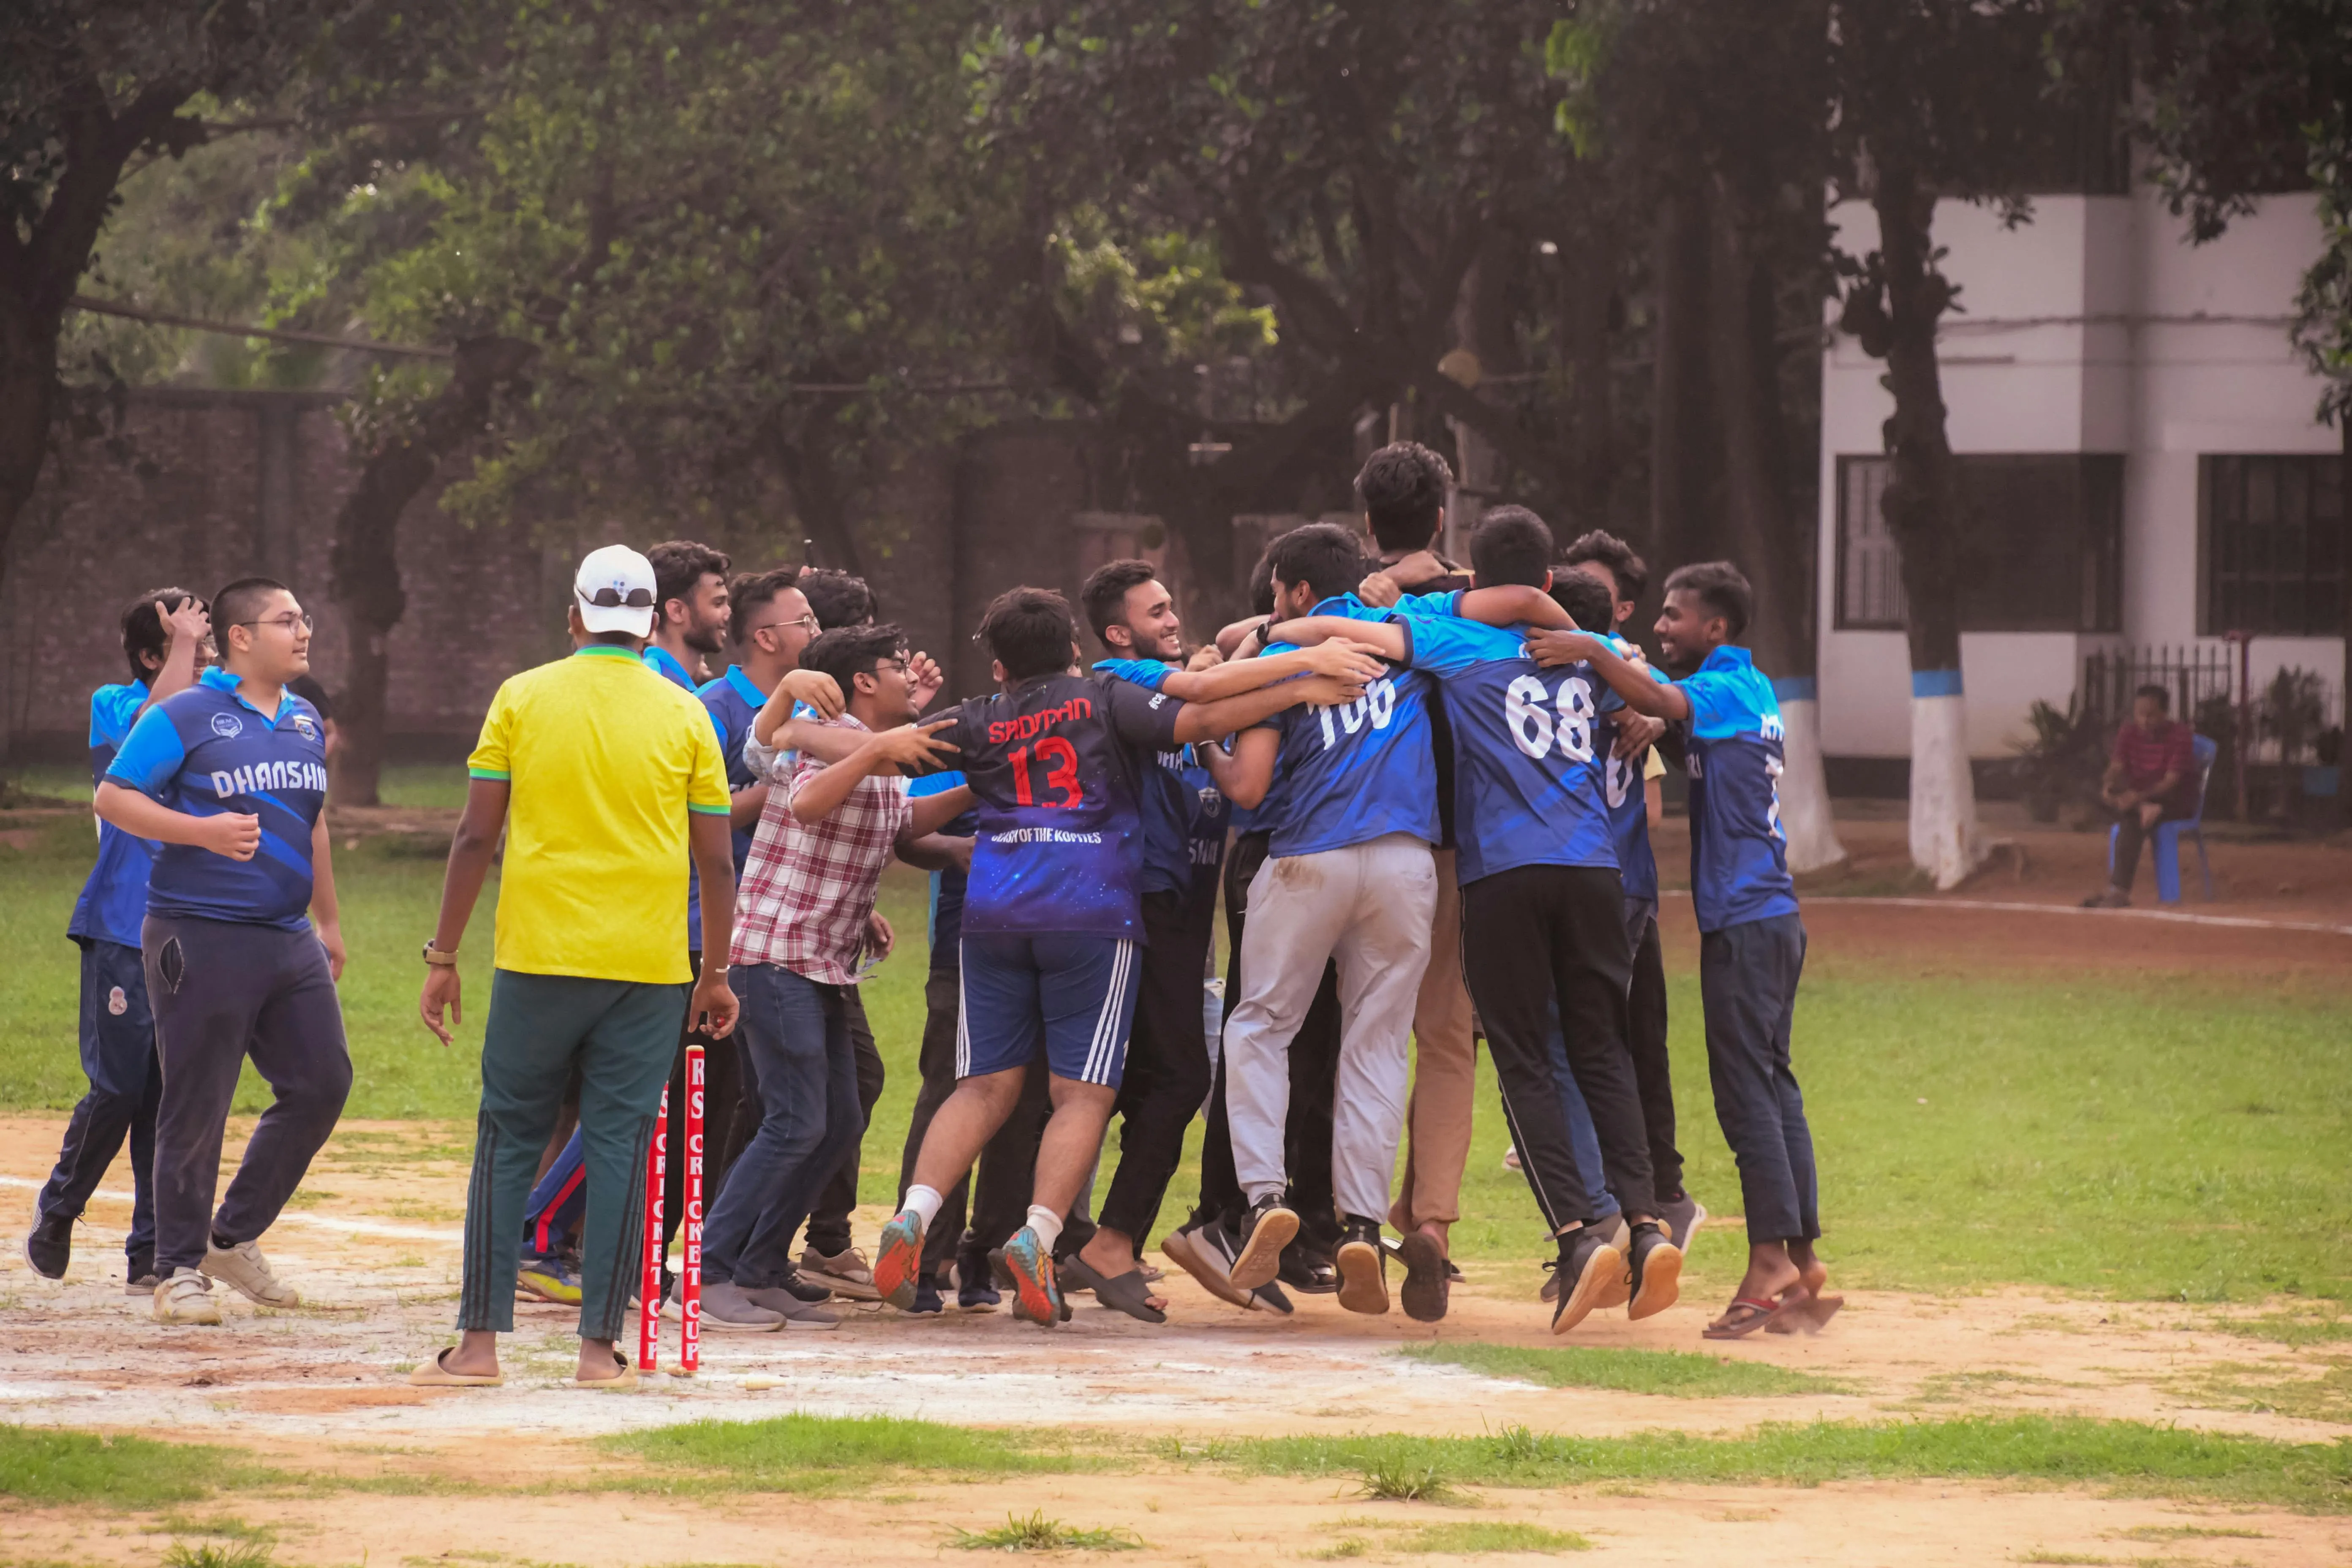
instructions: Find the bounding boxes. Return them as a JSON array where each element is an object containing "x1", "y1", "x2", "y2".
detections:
[
  {"x1": 999, "y1": 1226, "x2": 1063, "y2": 1327},
  {"x1": 871, "y1": 1211, "x2": 926, "y2": 1310}
]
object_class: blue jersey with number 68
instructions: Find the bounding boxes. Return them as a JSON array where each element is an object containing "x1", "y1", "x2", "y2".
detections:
[
  {"x1": 1679, "y1": 645, "x2": 1798, "y2": 933},
  {"x1": 1395, "y1": 612, "x2": 1617, "y2": 887}
]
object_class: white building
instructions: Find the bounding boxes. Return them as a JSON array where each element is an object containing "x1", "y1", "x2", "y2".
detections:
[{"x1": 1816, "y1": 188, "x2": 2344, "y2": 780}]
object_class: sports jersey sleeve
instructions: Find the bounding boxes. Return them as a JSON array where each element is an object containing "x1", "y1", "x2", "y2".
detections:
[
  {"x1": 685, "y1": 710, "x2": 730, "y2": 814},
  {"x1": 1091, "y1": 657, "x2": 1171, "y2": 691},
  {"x1": 468, "y1": 685, "x2": 514, "y2": 780},
  {"x1": 104, "y1": 704, "x2": 185, "y2": 794},
  {"x1": 1389, "y1": 589, "x2": 1465, "y2": 619},
  {"x1": 90, "y1": 685, "x2": 147, "y2": 749},
  {"x1": 1397, "y1": 611, "x2": 1510, "y2": 680},
  {"x1": 1102, "y1": 675, "x2": 1185, "y2": 749},
  {"x1": 1677, "y1": 668, "x2": 1749, "y2": 740}
]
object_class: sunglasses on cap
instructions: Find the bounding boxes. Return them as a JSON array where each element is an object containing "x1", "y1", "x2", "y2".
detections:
[{"x1": 580, "y1": 586, "x2": 655, "y2": 608}]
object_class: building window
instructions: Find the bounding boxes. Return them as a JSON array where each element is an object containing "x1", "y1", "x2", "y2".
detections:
[
  {"x1": 2200, "y1": 455, "x2": 2344, "y2": 637},
  {"x1": 1835, "y1": 454, "x2": 2123, "y2": 634}
]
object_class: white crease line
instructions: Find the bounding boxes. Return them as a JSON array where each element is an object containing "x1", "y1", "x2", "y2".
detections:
[
  {"x1": 0, "y1": 1175, "x2": 461, "y2": 1243},
  {"x1": 1660, "y1": 888, "x2": 2352, "y2": 937}
]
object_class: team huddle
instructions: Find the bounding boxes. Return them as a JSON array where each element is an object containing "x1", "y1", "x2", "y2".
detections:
[{"x1": 24, "y1": 440, "x2": 1835, "y2": 1388}]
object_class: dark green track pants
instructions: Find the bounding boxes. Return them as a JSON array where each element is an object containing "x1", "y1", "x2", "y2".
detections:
[{"x1": 457, "y1": 969, "x2": 686, "y2": 1339}]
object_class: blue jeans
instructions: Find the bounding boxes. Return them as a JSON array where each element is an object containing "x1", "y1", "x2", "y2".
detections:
[
  {"x1": 37, "y1": 939, "x2": 162, "y2": 1265},
  {"x1": 1546, "y1": 996, "x2": 1622, "y2": 1223},
  {"x1": 702, "y1": 964, "x2": 860, "y2": 1288}
]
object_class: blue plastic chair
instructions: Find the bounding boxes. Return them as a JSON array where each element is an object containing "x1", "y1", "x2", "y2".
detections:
[{"x1": 2108, "y1": 732, "x2": 2217, "y2": 904}]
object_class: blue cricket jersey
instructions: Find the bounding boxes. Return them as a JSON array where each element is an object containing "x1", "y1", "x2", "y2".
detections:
[
  {"x1": 1595, "y1": 634, "x2": 1666, "y2": 906},
  {"x1": 68, "y1": 680, "x2": 158, "y2": 949},
  {"x1": 928, "y1": 672, "x2": 1185, "y2": 939},
  {"x1": 1679, "y1": 645, "x2": 1799, "y2": 933},
  {"x1": 1256, "y1": 596, "x2": 1440, "y2": 858},
  {"x1": 699, "y1": 664, "x2": 768, "y2": 876},
  {"x1": 105, "y1": 667, "x2": 330, "y2": 931},
  {"x1": 908, "y1": 770, "x2": 976, "y2": 972},
  {"x1": 1092, "y1": 659, "x2": 1232, "y2": 895},
  {"x1": 1396, "y1": 612, "x2": 1616, "y2": 885}
]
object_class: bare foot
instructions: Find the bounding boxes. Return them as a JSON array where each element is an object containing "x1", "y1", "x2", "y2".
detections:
[
  {"x1": 1415, "y1": 1219, "x2": 1449, "y2": 1255},
  {"x1": 442, "y1": 1329, "x2": 500, "y2": 1380},
  {"x1": 1079, "y1": 1229, "x2": 1166, "y2": 1313},
  {"x1": 1731, "y1": 1240, "x2": 1802, "y2": 1304},
  {"x1": 576, "y1": 1337, "x2": 623, "y2": 1382}
]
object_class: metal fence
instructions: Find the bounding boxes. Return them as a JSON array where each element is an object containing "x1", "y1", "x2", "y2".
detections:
[
  {"x1": 2079, "y1": 645, "x2": 2236, "y2": 730},
  {"x1": 2081, "y1": 643, "x2": 2343, "y2": 776}
]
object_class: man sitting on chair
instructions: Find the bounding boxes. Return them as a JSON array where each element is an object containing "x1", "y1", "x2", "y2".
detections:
[{"x1": 2083, "y1": 684, "x2": 2197, "y2": 909}]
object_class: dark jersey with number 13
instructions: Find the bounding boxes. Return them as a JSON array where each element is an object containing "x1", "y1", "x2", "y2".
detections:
[{"x1": 925, "y1": 672, "x2": 1187, "y2": 939}]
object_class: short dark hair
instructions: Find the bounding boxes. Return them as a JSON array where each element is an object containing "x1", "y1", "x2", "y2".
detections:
[
  {"x1": 1663, "y1": 560, "x2": 1753, "y2": 640},
  {"x1": 1561, "y1": 529, "x2": 1650, "y2": 605},
  {"x1": 728, "y1": 567, "x2": 803, "y2": 644},
  {"x1": 213, "y1": 577, "x2": 292, "y2": 643},
  {"x1": 979, "y1": 587, "x2": 1078, "y2": 681},
  {"x1": 1356, "y1": 442, "x2": 1453, "y2": 553},
  {"x1": 1552, "y1": 566, "x2": 1617, "y2": 633},
  {"x1": 1244, "y1": 537, "x2": 1282, "y2": 619},
  {"x1": 802, "y1": 623, "x2": 909, "y2": 694},
  {"x1": 2134, "y1": 683, "x2": 2171, "y2": 710},
  {"x1": 1266, "y1": 522, "x2": 1366, "y2": 605},
  {"x1": 120, "y1": 586, "x2": 204, "y2": 686},
  {"x1": 647, "y1": 540, "x2": 731, "y2": 619},
  {"x1": 1468, "y1": 506, "x2": 1554, "y2": 588},
  {"x1": 799, "y1": 567, "x2": 878, "y2": 630},
  {"x1": 1080, "y1": 558, "x2": 1162, "y2": 648}
]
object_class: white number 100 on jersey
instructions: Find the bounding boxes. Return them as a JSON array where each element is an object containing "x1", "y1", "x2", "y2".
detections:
[
  {"x1": 1503, "y1": 672, "x2": 1596, "y2": 763},
  {"x1": 1315, "y1": 676, "x2": 1399, "y2": 750}
]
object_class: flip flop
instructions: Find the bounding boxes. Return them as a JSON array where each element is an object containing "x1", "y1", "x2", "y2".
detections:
[
  {"x1": 575, "y1": 1351, "x2": 638, "y2": 1391},
  {"x1": 407, "y1": 1347, "x2": 503, "y2": 1387},
  {"x1": 1060, "y1": 1255, "x2": 1168, "y2": 1324},
  {"x1": 1703, "y1": 1289, "x2": 1809, "y2": 1340}
]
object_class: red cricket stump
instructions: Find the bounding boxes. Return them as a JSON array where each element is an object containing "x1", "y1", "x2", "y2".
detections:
[
  {"x1": 638, "y1": 1082, "x2": 669, "y2": 1374},
  {"x1": 681, "y1": 1043, "x2": 706, "y2": 1375}
]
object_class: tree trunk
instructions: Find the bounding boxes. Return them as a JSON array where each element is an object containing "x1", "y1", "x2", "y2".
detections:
[
  {"x1": 1650, "y1": 187, "x2": 1723, "y2": 574},
  {"x1": 1710, "y1": 187, "x2": 1846, "y2": 873},
  {"x1": 1870, "y1": 164, "x2": 1982, "y2": 888},
  {"x1": 1564, "y1": 219, "x2": 1616, "y2": 534},
  {"x1": 327, "y1": 337, "x2": 535, "y2": 806},
  {"x1": 0, "y1": 296, "x2": 63, "y2": 606}
]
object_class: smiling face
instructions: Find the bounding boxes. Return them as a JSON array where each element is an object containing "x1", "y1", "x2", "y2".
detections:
[
  {"x1": 856, "y1": 649, "x2": 919, "y2": 726},
  {"x1": 1652, "y1": 588, "x2": 1726, "y2": 674},
  {"x1": 667, "y1": 570, "x2": 732, "y2": 657},
  {"x1": 1115, "y1": 579, "x2": 1184, "y2": 661}
]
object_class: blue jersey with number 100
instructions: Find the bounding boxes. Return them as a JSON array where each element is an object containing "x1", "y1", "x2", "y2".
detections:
[
  {"x1": 1396, "y1": 612, "x2": 1617, "y2": 887},
  {"x1": 1257, "y1": 596, "x2": 1440, "y2": 858},
  {"x1": 1680, "y1": 645, "x2": 1799, "y2": 933}
]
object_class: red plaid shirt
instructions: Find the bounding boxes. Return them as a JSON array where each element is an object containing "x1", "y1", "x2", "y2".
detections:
[{"x1": 730, "y1": 715, "x2": 911, "y2": 983}]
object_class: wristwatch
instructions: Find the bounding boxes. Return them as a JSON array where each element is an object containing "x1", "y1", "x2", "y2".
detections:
[{"x1": 422, "y1": 942, "x2": 460, "y2": 967}]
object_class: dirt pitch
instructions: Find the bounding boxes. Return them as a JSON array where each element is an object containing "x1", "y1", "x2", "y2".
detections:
[{"x1": 5, "y1": 825, "x2": 2350, "y2": 1566}]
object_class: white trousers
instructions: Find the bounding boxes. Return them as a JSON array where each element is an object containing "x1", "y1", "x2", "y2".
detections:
[{"x1": 1222, "y1": 832, "x2": 1438, "y2": 1222}]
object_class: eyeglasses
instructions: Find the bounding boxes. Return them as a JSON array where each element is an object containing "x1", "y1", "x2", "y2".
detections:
[
  {"x1": 237, "y1": 613, "x2": 313, "y2": 633},
  {"x1": 579, "y1": 585, "x2": 654, "y2": 608},
  {"x1": 747, "y1": 612, "x2": 821, "y2": 638}
]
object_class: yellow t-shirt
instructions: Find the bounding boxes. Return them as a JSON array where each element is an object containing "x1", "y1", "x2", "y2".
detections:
[
  {"x1": 1642, "y1": 746, "x2": 1667, "y2": 782},
  {"x1": 467, "y1": 645, "x2": 729, "y2": 984}
]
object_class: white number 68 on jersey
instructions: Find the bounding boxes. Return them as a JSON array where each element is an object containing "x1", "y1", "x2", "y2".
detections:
[{"x1": 1503, "y1": 672, "x2": 1595, "y2": 764}]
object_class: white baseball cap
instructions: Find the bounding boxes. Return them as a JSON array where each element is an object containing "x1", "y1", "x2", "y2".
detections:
[{"x1": 573, "y1": 544, "x2": 658, "y2": 637}]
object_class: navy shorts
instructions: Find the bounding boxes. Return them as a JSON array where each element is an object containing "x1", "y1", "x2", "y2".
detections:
[{"x1": 957, "y1": 933, "x2": 1139, "y2": 1088}]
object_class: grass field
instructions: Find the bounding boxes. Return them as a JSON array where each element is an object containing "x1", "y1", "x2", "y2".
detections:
[{"x1": 2, "y1": 784, "x2": 2347, "y2": 1302}]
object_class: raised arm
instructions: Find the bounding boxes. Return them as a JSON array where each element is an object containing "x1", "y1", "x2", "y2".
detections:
[
  {"x1": 904, "y1": 784, "x2": 975, "y2": 838},
  {"x1": 1155, "y1": 639, "x2": 1385, "y2": 700},
  {"x1": 1262, "y1": 615, "x2": 1407, "y2": 662},
  {"x1": 1456, "y1": 584, "x2": 1572, "y2": 630},
  {"x1": 1172, "y1": 673, "x2": 1363, "y2": 745},
  {"x1": 750, "y1": 667, "x2": 844, "y2": 746},
  {"x1": 1527, "y1": 630, "x2": 1690, "y2": 722},
  {"x1": 789, "y1": 719, "x2": 959, "y2": 823}
]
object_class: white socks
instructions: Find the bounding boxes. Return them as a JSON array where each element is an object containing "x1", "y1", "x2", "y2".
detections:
[
  {"x1": 903, "y1": 1184, "x2": 944, "y2": 1230},
  {"x1": 1025, "y1": 1204, "x2": 1064, "y2": 1252}
]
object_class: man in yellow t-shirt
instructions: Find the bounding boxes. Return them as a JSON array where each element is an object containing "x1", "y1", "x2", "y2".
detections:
[{"x1": 411, "y1": 544, "x2": 739, "y2": 1391}]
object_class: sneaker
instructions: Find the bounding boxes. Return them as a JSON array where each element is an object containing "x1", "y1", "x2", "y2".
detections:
[
  {"x1": 153, "y1": 1268, "x2": 222, "y2": 1326},
  {"x1": 998, "y1": 1225, "x2": 1063, "y2": 1328},
  {"x1": 1247, "y1": 1277, "x2": 1295, "y2": 1315},
  {"x1": 1229, "y1": 1197, "x2": 1298, "y2": 1292},
  {"x1": 1395, "y1": 1228, "x2": 1449, "y2": 1324},
  {"x1": 1549, "y1": 1225, "x2": 1624, "y2": 1336},
  {"x1": 1658, "y1": 1192, "x2": 1707, "y2": 1255},
  {"x1": 957, "y1": 1269, "x2": 1001, "y2": 1311},
  {"x1": 517, "y1": 1255, "x2": 583, "y2": 1305},
  {"x1": 1334, "y1": 1217, "x2": 1390, "y2": 1316},
  {"x1": 1624, "y1": 1219, "x2": 1683, "y2": 1321},
  {"x1": 1161, "y1": 1220, "x2": 1255, "y2": 1311},
  {"x1": 125, "y1": 1252, "x2": 158, "y2": 1296},
  {"x1": 1277, "y1": 1236, "x2": 1340, "y2": 1295},
  {"x1": 871, "y1": 1211, "x2": 926, "y2": 1309},
  {"x1": 775, "y1": 1271, "x2": 837, "y2": 1304},
  {"x1": 699, "y1": 1279, "x2": 787, "y2": 1331},
  {"x1": 1503, "y1": 1145, "x2": 1521, "y2": 1171},
  {"x1": 2080, "y1": 887, "x2": 2130, "y2": 909},
  {"x1": 22, "y1": 1212, "x2": 70, "y2": 1280},
  {"x1": 1541, "y1": 1215, "x2": 1629, "y2": 1304},
  {"x1": 741, "y1": 1284, "x2": 841, "y2": 1330},
  {"x1": 910, "y1": 1275, "x2": 945, "y2": 1315},
  {"x1": 201, "y1": 1238, "x2": 298, "y2": 1308},
  {"x1": 798, "y1": 1244, "x2": 881, "y2": 1303}
]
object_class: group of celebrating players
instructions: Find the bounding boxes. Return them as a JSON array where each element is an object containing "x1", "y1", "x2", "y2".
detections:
[{"x1": 24, "y1": 437, "x2": 1834, "y2": 1382}]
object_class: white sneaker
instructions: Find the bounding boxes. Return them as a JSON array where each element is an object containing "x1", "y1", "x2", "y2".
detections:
[
  {"x1": 153, "y1": 1268, "x2": 223, "y2": 1326},
  {"x1": 201, "y1": 1238, "x2": 299, "y2": 1307}
]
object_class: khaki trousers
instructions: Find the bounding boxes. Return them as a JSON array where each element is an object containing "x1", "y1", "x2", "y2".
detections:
[{"x1": 1390, "y1": 846, "x2": 1477, "y2": 1232}]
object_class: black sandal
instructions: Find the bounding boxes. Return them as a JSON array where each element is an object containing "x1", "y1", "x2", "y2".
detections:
[{"x1": 1059, "y1": 1254, "x2": 1168, "y2": 1324}]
